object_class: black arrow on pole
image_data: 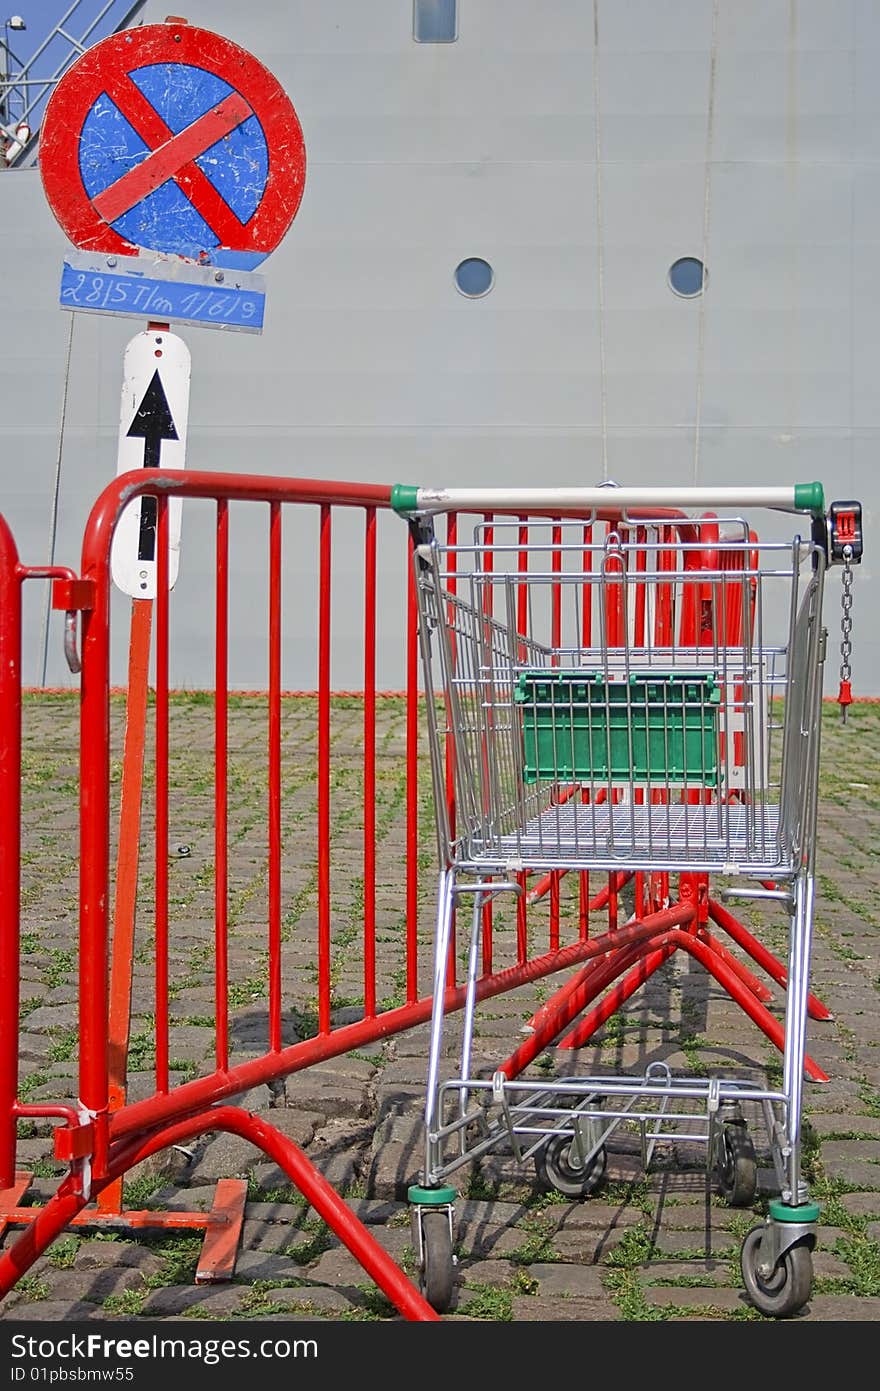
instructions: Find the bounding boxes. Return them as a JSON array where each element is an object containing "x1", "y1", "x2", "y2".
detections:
[{"x1": 126, "y1": 369, "x2": 179, "y2": 562}]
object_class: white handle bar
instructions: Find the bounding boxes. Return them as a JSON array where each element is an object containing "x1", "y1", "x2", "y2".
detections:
[{"x1": 391, "y1": 482, "x2": 826, "y2": 517}]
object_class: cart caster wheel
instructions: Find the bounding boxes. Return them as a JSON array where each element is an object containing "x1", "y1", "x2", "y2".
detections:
[
  {"x1": 418, "y1": 1209, "x2": 455, "y2": 1314},
  {"x1": 714, "y1": 1121, "x2": 758, "y2": 1207},
  {"x1": 740, "y1": 1225, "x2": 813, "y2": 1318},
  {"x1": 536, "y1": 1134, "x2": 607, "y2": 1198}
]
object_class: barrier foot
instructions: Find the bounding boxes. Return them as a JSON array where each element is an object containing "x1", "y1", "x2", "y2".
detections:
[
  {"x1": 0, "y1": 1172, "x2": 32, "y2": 1243},
  {"x1": 0, "y1": 1172, "x2": 247, "y2": 1286},
  {"x1": 194, "y1": 1177, "x2": 248, "y2": 1283}
]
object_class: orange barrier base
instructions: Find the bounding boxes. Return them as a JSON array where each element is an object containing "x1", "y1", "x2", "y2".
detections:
[{"x1": 0, "y1": 1172, "x2": 248, "y2": 1284}]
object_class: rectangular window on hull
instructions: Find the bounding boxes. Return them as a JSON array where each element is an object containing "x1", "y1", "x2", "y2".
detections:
[{"x1": 414, "y1": 0, "x2": 457, "y2": 43}]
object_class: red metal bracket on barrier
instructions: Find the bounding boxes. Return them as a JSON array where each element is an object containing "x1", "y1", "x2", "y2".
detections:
[
  {"x1": 679, "y1": 872, "x2": 710, "y2": 926},
  {"x1": 53, "y1": 1125, "x2": 94, "y2": 1163},
  {"x1": 51, "y1": 577, "x2": 95, "y2": 674},
  {"x1": 51, "y1": 577, "x2": 95, "y2": 611}
]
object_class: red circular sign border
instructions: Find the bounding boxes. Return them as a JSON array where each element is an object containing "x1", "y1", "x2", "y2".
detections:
[{"x1": 39, "y1": 21, "x2": 306, "y2": 260}]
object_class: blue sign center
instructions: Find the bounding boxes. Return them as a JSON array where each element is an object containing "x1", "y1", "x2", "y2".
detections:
[{"x1": 78, "y1": 63, "x2": 270, "y2": 268}]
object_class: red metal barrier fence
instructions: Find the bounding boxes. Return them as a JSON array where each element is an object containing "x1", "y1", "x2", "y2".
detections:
[{"x1": 0, "y1": 473, "x2": 442, "y2": 1320}]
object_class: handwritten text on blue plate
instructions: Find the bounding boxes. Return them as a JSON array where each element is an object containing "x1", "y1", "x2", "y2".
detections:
[{"x1": 60, "y1": 255, "x2": 266, "y2": 333}]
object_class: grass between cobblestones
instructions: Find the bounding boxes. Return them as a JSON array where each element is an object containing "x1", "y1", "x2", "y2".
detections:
[{"x1": 7, "y1": 695, "x2": 880, "y2": 1320}]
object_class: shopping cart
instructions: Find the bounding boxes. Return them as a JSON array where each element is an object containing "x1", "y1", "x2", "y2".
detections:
[{"x1": 393, "y1": 482, "x2": 861, "y2": 1318}]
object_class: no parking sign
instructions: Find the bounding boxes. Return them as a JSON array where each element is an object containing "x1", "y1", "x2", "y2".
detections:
[{"x1": 39, "y1": 18, "x2": 306, "y2": 269}]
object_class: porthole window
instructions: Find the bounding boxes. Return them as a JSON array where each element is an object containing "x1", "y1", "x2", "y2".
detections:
[
  {"x1": 454, "y1": 257, "x2": 494, "y2": 298},
  {"x1": 668, "y1": 256, "x2": 707, "y2": 298},
  {"x1": 414, "y1": 0, "x2": 457, "y2": 43}
]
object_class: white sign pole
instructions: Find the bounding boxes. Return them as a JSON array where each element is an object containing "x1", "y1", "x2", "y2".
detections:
[{"x1": 110, "y1": 326, "x2": 191, "y2": 599}]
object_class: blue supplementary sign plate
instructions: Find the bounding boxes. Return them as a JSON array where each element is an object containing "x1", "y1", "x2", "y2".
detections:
[{"x1": 59, "y1": 251, "x2": 266, "y2": 332}]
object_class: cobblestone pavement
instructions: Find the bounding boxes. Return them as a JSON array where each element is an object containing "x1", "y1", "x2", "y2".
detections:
[{"x1": 2, "y1": 694, "x2": 879, "y2": 1324}]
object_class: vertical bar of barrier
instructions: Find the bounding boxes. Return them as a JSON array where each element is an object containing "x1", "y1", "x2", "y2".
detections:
[
  {"x1": 154, "y1": 497, "x2": 170, "y2": 1095},
  {"x1": 268, "y1": 501, "x2": 282, "y2": 1053},
  {"x1": 635, "y1": 872, "x2": 645, "y2": 919},
  {"x1": 607, "y1": 529, "x2": 625, "y2": 646},
  {"x1": 481, "y1": 515, "x2": 494, "y2": 977},
  {"x1": 318, "y1": 505, "x2": 332, "y2": 1034},
  {"x1": 578, "y1": 868, "x2": 590, "y2": 941},
  {"x1": 579, "y1": 523, "x2": 593, "y2": 941},
  {"x1": 406, "y1": 542, "x2": 420, "y2": 1004},
  {"x1": 722, "y1": 543, "x2": 743, "y2": 647},
  {"x1": 516, "y1": 870, "x2": 528, "y2": 965},
  {"x1": 549, "y1": 872, "x2": 560, "y2": 953},
  {"x1": 548, "y1": 519, "x2": 562, "y2": 951},
  {"x1": 680, "y1": 517, "x2": 717, "y2": 813},
  {"x1": 680, "y1": 535, "x2": 698, "y2": 642},
  {"x1": 515, "y1": 523, "x2": 532, "y2": 964},
  {"x1": 444, "y1": 513, "x2": 458, "y2": 989},
  {"x1": 100, "y1": 597, "x2": 152, "y2": 1215},
  {"x1": 720, "y1": 541, "x2": 744, "y2": 775},
  {"x1": 551, "y1": 519, "x2": 562, "y2": 655},
  {"x1": 608, "y1": 872, "x2": 618, "y2": 931},
  {"x1": 698, "y1": 516, "x2": 719, "y2": 645},
  {"x1": 363, "y1": 507, "x2": 377, "y2": 1019},
  {"x1": 215, "y1": 500, "x2": 229, "y2": 1073},
  {"x1": 0, "y1": 518, "x2": 21, "y2": 1188},
  {"x1": 581, "y1": 523, "x2": 593, "y2": 647},
  {"x1": 656, "y1": 525, "x2": 675, "y2": 647},
  {"x1": 652, "y1": 526, "x2": 676, "y2": 829},
  {"x1": 517, "y1": 517, "x2": 528, "y2": 655},
  {"x1": 634, "y1": 526, "x2": 647, "y2": 647},
  {"x1": 632, "y1": 526, "x2": 648, "y2": 815},
  {"x1": 79, "y1": 520, "x2": 111, "y2": 1176}
]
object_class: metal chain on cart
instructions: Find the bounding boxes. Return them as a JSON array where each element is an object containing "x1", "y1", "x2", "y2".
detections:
[{"x1": 838, "y1": 545, "x2": 854, "y2": 723}]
